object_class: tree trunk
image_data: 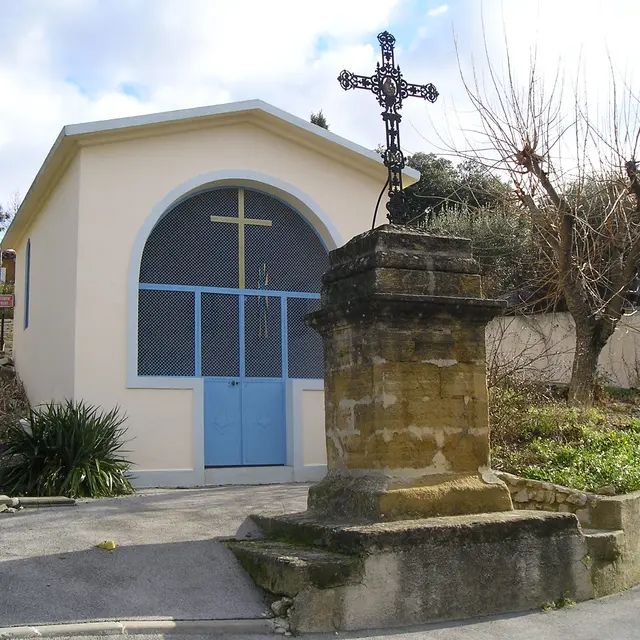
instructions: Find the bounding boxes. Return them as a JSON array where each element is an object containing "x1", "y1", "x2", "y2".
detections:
[{"x1": 568, "y1": 323, "x2": 607, "y2": 405}]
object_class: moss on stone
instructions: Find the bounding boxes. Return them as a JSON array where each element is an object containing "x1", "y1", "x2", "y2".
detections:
[{"x1": 227, "y1": 539, "x2": 364, "y2": 596}]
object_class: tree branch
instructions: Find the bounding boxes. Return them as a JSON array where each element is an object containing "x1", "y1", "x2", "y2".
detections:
[{"x1": 626, "y1": 159, "x2": 640, "y2": 211}]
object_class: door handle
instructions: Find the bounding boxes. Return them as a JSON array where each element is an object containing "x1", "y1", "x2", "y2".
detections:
[{"x1": 230, "y1": 381, "x2": 239, "y2": 387}]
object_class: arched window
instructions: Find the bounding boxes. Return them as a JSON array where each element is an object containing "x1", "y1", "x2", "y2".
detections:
[
  {"x1": 137, "y1": 187, "x2": 328, "y2": 380},
  {"x1": 24, "y1": 239, "x2": 31, "y2": 330}
]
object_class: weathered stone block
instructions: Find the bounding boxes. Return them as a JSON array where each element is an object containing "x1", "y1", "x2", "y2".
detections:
[
  {"x1": 438, "y1": 364, "x2": 488, "y2": 399},
  {"x1": 234, "y1": 510, "x2": 593, "y2": 632},
  {"x1": 441, "y1": 430, "x2": 491, "y2": 473},
  {"x1": 514, "y1": 489, "x2": 529, "y2": 502},
  {"x1": 319, "y1": 313, "x2": 490, "y2": 366},
  {"x1": 323, "y1": 227, "x2": 478, "y2": 280},
  {"x1": 566, "y1": 493, "x2": 588, "y2": 507},
  {"x1": 583, "y1": 529, "x2": 624, "y2": 563},
  {"x1": 228, "y1": 540, "x2": 364, "y2": 597},
  {"x1": 322, "y1": 268, "x2": 483, "y2": 306},
  {"x1": 307, "y1": 472, "x2": 512, "y2": 520}
]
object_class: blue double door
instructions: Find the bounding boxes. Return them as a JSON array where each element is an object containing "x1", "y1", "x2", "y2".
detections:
[
  {"x1": 202, "y1": 292, "x2": 292, "y2": 467},
  {"x1": 204, "y1": 378, "x2": 285, "y2": 467}
]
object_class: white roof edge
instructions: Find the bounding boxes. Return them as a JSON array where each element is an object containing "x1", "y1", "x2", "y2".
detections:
[
  {"x1": 64, "y1": 99, "x2": 420, "y2": 180},
  {"x1": 2, "y1": 99, "x2": 420, "y2": 248}
]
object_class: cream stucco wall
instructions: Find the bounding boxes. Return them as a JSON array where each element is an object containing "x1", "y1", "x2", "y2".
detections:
[
  {"x1": 12, "y1": 157, "x2": 80, "y2": 406},
  {"x1": 72, "y1": 121, "x2": 381, "y2": 475},
  {"x1": 301, "y1": 389, "x2": 326, "y2": 467}
]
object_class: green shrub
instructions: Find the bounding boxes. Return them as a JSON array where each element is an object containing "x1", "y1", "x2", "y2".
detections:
[
  {"x1": 0, "y1": 400, "x2": 133, "y2": 498},
  {"x1": 491, "y1": 383, "x2": 640, "y2": 494},
  {"x1": 490, "y1": 384, "x2": 600, "y2": 450},
  {"x1": 521, "y1": 426, "x2": 640, "y2": 494}
]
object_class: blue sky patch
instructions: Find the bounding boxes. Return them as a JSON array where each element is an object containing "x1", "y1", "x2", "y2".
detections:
[{"x1": 119, "y1": 82, "x2": 149, "y2": 101}]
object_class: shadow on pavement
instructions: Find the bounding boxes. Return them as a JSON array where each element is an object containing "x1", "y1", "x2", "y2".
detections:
[{"x1": 0, "y1": 537, "x2": 269, "y2": 627}]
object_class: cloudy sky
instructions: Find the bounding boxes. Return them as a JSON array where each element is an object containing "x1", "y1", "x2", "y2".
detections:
[{"x1": 0, "y1": 0, "x2": 637, "y2": 210}]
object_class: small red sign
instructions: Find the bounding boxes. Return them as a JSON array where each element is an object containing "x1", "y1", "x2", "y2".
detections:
[{"x1": 0, "y1": 294, "x2": 14, "y2": 308}]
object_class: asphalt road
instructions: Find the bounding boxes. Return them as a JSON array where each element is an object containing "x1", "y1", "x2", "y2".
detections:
[
  {"x1": 2, "y1": 485, "x2": 640, "y2": 639},
  {"x1": 0, "y1": 485, "x2": 309, "y2": 626}
]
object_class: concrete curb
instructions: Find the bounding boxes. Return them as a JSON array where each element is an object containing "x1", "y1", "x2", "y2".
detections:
[
  {"x1": 0, "y1": 618, "x2": 274, "y2": 638},
  {"x1": 0, "y1": 496, "x2": 76, "y2": 509},
  {"x1": 16, "y1": 497, "x2": 76, "y2": 508}
]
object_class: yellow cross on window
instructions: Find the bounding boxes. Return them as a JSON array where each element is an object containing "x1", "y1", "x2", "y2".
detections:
[{"x1": 210, "y1": 189, "x2": 272, "y2": 289}]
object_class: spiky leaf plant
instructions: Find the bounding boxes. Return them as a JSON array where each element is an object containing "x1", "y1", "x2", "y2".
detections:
[{"x1": 0, "y1": 400, "x2": 133, "y2": 498}]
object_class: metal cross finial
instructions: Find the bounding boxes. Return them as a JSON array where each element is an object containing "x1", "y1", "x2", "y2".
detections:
[{"x1": 338, "y1": 31, "x2": 438, "y2": 225}]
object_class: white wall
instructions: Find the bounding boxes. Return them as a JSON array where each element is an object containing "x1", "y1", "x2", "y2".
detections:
[
  {"x1": 486, "y1": 312, "x2": 640, "y2": 388},
  {"x1": 12, "y1": 157, "x2": 80, "y2": 406}
]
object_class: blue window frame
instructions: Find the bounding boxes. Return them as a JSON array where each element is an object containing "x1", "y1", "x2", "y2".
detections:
[{"x1": 24, "y1": 239, "x2": 31, "y2": 329}]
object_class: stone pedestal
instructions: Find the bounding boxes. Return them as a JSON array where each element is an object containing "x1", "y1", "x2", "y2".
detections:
[
  {"x1": 228, "y1": 226, "x2": 594, "y2": 633},
  {"x1": 306, "y1": 225, "x2": 512, "y2": 519}
]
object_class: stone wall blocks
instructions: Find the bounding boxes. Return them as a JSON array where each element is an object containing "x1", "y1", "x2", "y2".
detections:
[
  {"x1": 566, "y1": 493, "x2": 588, "y2": 507},
  {"x1": 514, "y1": 489, "x2": 529, "y2": 502},
  {"x1": 441, "y1": 432, "x2": 490, "y2": 473},
  {"x1": 500, "y1": 472, "x2": 522, "y2": 487},
  {"x1": 574, "y1": 508, "x2": 590, "y2": 526}
]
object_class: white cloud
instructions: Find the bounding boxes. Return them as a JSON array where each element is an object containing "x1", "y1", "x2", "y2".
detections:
[
  {"x1": 0, "y1": 0, "x2": 639, "y2": 218},
  {"x1": 0, "y1": 0, "x2": 403, "y2": 210},
  {"x1": 427, "y1": 5, "x2": 449, "y2": 18}
]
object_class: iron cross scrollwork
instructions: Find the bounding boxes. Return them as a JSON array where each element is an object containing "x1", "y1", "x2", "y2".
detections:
[{"x1": 338, "y1": 31, "x2": 438, "y2": 225}]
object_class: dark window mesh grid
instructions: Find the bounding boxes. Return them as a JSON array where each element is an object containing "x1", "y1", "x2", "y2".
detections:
[
  {"x1": 244, "y1": 190, "x2": 329, "y2": 293},
  {"x1": 140, "y1": 188, "x2": 239, "y2": 288},
  {"x1": 201, "y1": 293, "x2": 240, "y2": 376},
  {"x1": 287, "y1": 297, "x2": 323, "y2": 378},
  {"x1": 138, "y1": 289, "x2": 195, "y2": 376},
  {"x1": 244, "y1": 295, "x2": 282, "y2": 378}
]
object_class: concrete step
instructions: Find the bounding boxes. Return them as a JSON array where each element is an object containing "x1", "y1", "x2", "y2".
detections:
[
  {"x1": 248, "y1": 510, "x2": 588, "y2": 555},
  {"x1": 227, "y1": 540, "x2": 363, "y2": 597},
  {"x1": 583, "y1": 528, "x2": 624, "y2": 562}
]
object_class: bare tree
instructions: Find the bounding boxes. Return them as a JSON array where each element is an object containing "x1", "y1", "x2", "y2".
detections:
[
  {"x1": 450, "y1": 43, "x2": 640, "y2": 405},
  {"x1": 486, "y1": 313, "x2": 576, "y2": 388},
  {"x1": 0, "y1": 191, "x2": 21, "y2": 233},
  {"x1": 7, "y1": 191, "x2": 21, "y2": 216}
]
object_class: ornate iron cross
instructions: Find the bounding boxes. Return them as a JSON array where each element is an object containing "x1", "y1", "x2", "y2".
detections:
[{"x1": 338, "y1": 31, "x2": 438, "y2": 225}]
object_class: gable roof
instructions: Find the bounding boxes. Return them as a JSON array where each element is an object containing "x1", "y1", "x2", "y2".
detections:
[{"x1": 2, "y1": 99, "x2": 420, "y2": 248}]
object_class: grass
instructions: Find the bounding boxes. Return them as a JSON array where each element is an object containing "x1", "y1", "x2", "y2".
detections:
[
  {"x1": 542, "y1": 593, "x2": 577, "y2": 612},
  {"x1": 491, "y1": 383, "x2": 640, "y2": 494}
]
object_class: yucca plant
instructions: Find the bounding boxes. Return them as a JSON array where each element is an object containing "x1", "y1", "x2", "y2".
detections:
[{"x1": 0, "y1": 400, "x2": 134, "y2": 498}]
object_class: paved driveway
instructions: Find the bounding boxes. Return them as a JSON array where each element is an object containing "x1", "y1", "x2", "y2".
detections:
[
  {"x1": 3, "y1": 485, "x2": 640, "y2": 640},
  {"x1": 0, "y1": 485, "x2": 309, "y2": 627}
]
